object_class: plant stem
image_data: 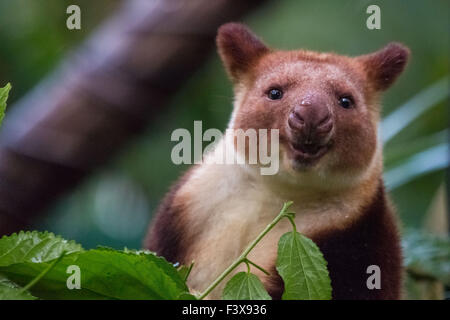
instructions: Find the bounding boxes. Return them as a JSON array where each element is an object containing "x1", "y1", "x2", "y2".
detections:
[
  {"x1": 183, "y1": 261, "x2": 195, "y2": 282},
  {"x1": 196, "y1": 201, "x2": 294, "y2": 300},
  {"x1": 246, "y1": 259, "x2": 270, "y2": 276}
]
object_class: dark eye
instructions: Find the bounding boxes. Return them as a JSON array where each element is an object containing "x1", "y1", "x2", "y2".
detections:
[
  {"x1": 338, "y1": 96, "x2": 354, "y2": 109},
  {"x1": 268, "y1": 88, "x2": 283, "y2": 100}
]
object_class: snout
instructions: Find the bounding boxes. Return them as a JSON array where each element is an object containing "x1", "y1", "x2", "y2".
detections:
[{"x1": 287, "y1": 99, "x2": 333, "y2": 160}]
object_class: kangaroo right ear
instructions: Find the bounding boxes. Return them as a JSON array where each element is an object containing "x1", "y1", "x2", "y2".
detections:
[
  {"x1": 358, "y1": 42, "x2": 410, "y2": 91},
  {"x1": 216, "y1": 23, "x2": 269, "y2": 82}
]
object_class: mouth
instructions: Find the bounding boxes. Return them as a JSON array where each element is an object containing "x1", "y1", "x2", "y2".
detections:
[{"x1": 288, "y1": 141, "x2": 330, "y2": 166}]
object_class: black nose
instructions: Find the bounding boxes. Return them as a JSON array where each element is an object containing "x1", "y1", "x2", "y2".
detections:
[{"x1": 288, "y1": 99, "x2": 333, "y2": 143}]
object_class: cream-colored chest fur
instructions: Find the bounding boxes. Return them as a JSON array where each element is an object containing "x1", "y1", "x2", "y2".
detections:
[{"x1": 175, "y1": 139, "x2": 379, "y2": 299}]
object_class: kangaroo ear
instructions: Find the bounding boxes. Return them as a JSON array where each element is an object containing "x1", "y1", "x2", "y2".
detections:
[
  {"x1": 359, "y1": 42, "x2": 410, "y2": 91},
  {"x1": 216, "y1": 23, "x2": 269, "y2": 82}
]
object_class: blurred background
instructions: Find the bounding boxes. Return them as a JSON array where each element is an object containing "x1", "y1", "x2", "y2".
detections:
[{"x1": 0, "y1": 0, "x2": 448, "y2": 299}]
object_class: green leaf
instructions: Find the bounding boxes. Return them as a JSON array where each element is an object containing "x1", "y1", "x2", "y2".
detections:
[
  {"x1": 276, "y1": 231, "x2": 331, "y2": 300},
  {"x1": 403, "y1": 230, "x2": 450, "y2": 285},
  {"x1": 381, "y1": 76, "x2": 449, "y2": 144},
  {"x1": 0, "y1": 231, "x2": 83, "y2": 267},
  {"x1": 0, "y1": 232, "x2": 193, "y2": 300},
  {"x1": 0, "y1": 82, "x2": 11, "y2": 124},
  {"x1": 384, "y1": 130, "x2": 448, "y2": 169},
  {"x1": 384, "y1": 143, "x2": 448, "y2": 190},
  {"x1": 0, "y1": 274, "x2": 36, "y2": 300},
  {"x1": 176, "y1": 292, "x2": 198, "y2": 300},
  {"x1": 0, "y1": 248, "x2": 191, "y2": 300},
  {"x1": 222, "y1": 272, "x2": 271, "y2": 300}
]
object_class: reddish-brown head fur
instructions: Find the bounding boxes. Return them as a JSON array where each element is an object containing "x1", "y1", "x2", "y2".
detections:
[{"x1": 217, "y1": 23, "x2": 409, "y2": 187}]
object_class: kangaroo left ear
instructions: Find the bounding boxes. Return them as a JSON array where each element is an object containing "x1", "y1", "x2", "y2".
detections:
[
  {"x1": 359, "y1": 42, "x2": 410, "y2": 91},
  {"x1": 216, "y1": 23, "x2": 269, "y2": 83}
]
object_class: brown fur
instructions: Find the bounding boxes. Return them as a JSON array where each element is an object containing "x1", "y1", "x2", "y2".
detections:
[
  {"x1": 145, "y1": 23, "x2": 409, "y2": 299},
  {"x1": 266, "y1": 179, "x2": 403, "y2": 300},
  {"x1": 145, "y1": 167, "x2": 195, "y2": 264}
]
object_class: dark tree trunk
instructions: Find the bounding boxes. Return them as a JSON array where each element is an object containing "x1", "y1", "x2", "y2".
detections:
[{"x1": 0, "y1": 0, "x2": 267, "y2": 236}]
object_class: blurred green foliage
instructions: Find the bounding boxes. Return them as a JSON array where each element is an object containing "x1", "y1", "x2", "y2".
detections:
[{"x1": 0, "y1": 0, "x2": 448, "y2": 261}]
